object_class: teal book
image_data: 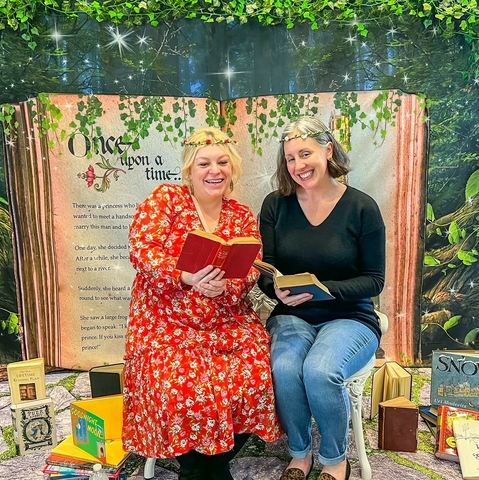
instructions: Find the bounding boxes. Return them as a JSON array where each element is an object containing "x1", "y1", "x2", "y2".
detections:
[{"x1": 430, "y1": 350, "x2": 479, "y2": 412}]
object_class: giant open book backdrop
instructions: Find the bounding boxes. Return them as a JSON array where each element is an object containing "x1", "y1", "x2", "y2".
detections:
[{"x1": 2, "y1": 91, "x2": 425, "y2": 369}]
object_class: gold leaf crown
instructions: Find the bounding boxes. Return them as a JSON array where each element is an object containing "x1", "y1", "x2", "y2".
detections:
[
  {"x1": 278, "y1": 130, "x2": 330, "y2": 143},
  {"x1": 182, "y1": 138, "x2": 238, "y2": 147}
]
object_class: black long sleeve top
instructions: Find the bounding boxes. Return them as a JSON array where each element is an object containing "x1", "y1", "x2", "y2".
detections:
[{"x1": 258, "y1": 186, "x2": 386, "y2": 341}]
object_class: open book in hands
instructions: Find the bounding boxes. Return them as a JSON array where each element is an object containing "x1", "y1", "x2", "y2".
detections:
[
  {"x1": 176, "y1": 229, "x2": 261, "y2": 278},
  {"x1": 253, "y1": 260, "x2": 334, "y2": 302}
]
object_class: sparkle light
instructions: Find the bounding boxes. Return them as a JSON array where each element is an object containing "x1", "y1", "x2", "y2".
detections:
[
  {"x1": 387, "y1": 27, "x2": 398, "y2": 38},
  {"x1": 106, "y1": 27, "x2": 134, "y2": 58},
  {"x1": 51, "y1": 29, "x2": 63, "y2": 50},
  {"x1": 345, "y1": 34, "x2": 357, "y2": 45},
  {"x1": 137, "y1": 35, "x2": 149, "y2": 47}
]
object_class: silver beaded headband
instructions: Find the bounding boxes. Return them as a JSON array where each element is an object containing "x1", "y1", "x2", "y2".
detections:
[
  {"x1": 182, "y1": 138, "x2": 238, "y2": 147},
  {"x1": 278, "y1": 130, "x2": 330, "y2": 143}
]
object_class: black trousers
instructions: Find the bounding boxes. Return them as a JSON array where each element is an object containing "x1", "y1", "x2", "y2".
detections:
[{"x1": 176, "y1": 433, "x2": 251, "y2": 480}]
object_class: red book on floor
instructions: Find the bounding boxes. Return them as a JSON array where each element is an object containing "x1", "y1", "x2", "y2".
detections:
[
  {"x1": 435, "y1": 404, "x2": 479, "y2": 462},
  {"x1": 176, "y1": 230, "x2": 261, "y2": 278}
]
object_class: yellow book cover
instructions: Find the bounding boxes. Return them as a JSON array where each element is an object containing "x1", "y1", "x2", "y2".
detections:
[
  {"x1": 49, "y1": 434, "x2": 129, "y2": 469},
  {"x1": 7, "y1": 358, "x2": 46, "y2": 404},
  {"x1": 70, "y1": 394, "x2": 126, "y2": 466}
]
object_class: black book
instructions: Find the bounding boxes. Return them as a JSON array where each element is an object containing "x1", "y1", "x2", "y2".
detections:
[{"x1": 89, "y1": 363, "x2": 124, "y2": 398}]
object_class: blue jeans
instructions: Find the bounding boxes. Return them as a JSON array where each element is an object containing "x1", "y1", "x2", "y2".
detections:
[{"x1": 266, "y1": 315, "x2": 379, "y2": 466}]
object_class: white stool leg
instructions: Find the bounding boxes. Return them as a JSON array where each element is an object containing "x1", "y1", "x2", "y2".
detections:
[
  {"x1": 144, "y1": 458, "x2": 156, "y2": 479},
  {"x1": 346, "y1": 376, "x2": 372, "y2": 480}
]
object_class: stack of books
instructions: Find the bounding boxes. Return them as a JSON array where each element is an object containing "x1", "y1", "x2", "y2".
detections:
[
  {"x1": 427, "y1": 349, "x2": 479, "y2": 479},
  {"x1": 433, "y1": 405, "x2": 479, "y2": 479},
  {"x1": 419, "y1": 405, "x2": 438, "y2": 436},
  {"x1": 43, "y1": 440, "x2": 129, "y2": 478},
  {"x1": 7, "y1": 358, "x2": 58, "y2": 456},
  {"x1": 42, "y1": 395, "x2": 130, "y2": 479}
]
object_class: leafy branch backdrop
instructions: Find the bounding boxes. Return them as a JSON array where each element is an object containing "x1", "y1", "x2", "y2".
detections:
[{"x1": 1, "y1": 1, "x2": 479, "y2": 363}]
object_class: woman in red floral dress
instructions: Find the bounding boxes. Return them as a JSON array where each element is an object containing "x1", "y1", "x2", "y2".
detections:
[{"x1": 122, "y1": 127, "x2": 282, "y2": 480}]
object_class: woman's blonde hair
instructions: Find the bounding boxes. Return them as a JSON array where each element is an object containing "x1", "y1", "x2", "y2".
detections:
[
  {"x1": 274, "y1": 116, "x2": 351, "y2": 196},
  {"x1": 181, "y1": 127, "x2": 242, "y2": 192}
]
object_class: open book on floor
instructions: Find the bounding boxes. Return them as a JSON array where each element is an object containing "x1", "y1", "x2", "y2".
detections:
[
  {"x1": 253, "y1": 260, "x2": 334, "y2": 302},
  {"x1": 176, "y1": 230, "x2": 261, "y2": 279},
  {"x1": 370, "y1": 361, "x2": 412, "y2": 418}
]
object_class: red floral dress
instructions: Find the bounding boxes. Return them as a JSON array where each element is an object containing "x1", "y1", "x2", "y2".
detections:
[{"x1": 122, "y1": 183, "x2": 282, "y2": 459}]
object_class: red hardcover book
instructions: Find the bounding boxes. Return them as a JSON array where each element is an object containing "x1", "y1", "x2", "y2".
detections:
[
  {"x1": 435, "y1": 404, "x2": 479, "y2": 462},
  {"x1": 175, "y1": 230, "x2": 261, "y2": 278}
]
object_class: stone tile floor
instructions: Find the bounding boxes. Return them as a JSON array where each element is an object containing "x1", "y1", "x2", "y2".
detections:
[{"x1": 0, "y1": 368, "x2": 464, "y2": 479}]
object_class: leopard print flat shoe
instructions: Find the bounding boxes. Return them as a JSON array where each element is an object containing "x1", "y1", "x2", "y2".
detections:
[
  {"x1": 280, "y1": 465, "x2": 313, "y2": 480},
  {"x1": 317, "y1": 459, "x2": 350, "y2": 480}
]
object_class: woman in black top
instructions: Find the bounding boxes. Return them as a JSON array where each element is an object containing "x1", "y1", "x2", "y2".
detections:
[{"x1": 258, "y1": 116, "x2": 385, "y2": 480}]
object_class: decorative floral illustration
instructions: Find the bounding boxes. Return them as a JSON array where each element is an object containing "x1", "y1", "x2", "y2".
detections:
[{"x1": 77, "y1": 156, "x2": 126, "y2": 192}]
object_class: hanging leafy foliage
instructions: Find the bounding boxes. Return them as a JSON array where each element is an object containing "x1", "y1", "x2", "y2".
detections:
[{"x1": 1, "y1": 1, "x2": 478, "y2": 52}]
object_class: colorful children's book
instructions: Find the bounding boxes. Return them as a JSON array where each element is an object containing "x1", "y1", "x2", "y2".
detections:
[
  {"x1": 70, "y1": 394, "x2": 127, "y2": 466},
  {"x1": 435, "y1": 404, "x2": 479, "y2": 461},
  {"x1": 43, "y1": 463, "x2": 127, "y2": 479},
  {"x1": 47, "y1": 435, "x2": 128, "y2": 472}
]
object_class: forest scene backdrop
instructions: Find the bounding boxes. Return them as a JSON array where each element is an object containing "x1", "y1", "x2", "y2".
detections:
[{"x1": 1, "y1": 1, "x2": 479, "y2": 366}]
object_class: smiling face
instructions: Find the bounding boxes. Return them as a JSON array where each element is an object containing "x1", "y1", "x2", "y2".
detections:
[
  {"x1": 189, "y1": 145, "x2": 233, "y2": 200},
  {"x1": 283, "y1": 132, "x2": 333, "y2": 190}
]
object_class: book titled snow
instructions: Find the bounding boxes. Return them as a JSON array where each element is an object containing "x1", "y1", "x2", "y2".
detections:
[{"x1": 430, "y1": 350, "x2": 479, "y2": 412}]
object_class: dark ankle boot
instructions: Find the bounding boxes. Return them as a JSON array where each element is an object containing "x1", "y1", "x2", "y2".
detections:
[
  {"x1": 205, "y1": 433, "x2": 250, "y2": 480},
  {"x1": 177, "y1": 450, "x2": 208, "y2": 480},
  {"x1": 209, "y1": 465, "x2": 234, "y2": 480},
  {"x1": 178, "y1": 470, "x2": 208, "y2": 480}
]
